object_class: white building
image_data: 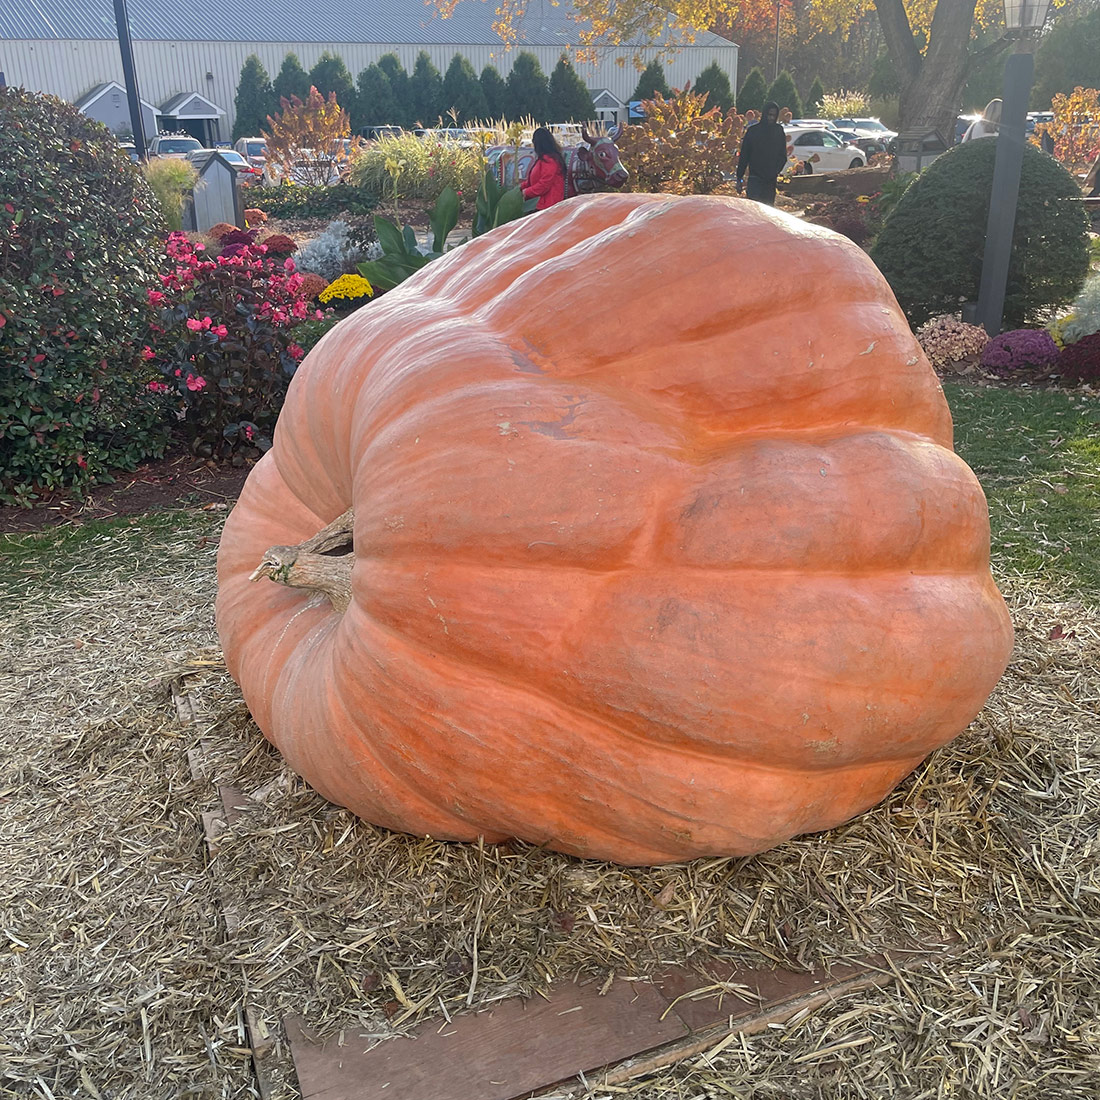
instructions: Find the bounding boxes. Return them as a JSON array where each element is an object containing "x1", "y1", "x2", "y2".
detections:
[{"x1": 0, "y1": 0, "x2": 737, "y2": 140}]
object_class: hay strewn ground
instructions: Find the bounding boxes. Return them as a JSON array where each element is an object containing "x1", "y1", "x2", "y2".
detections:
[{"x1": 2, "y1": 496, "x2": 1099, "y2": 1097}]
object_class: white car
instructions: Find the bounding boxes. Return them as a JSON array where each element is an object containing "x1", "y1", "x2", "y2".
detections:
[
  {"x1": 831, "y1": 117, "x2": 899, "y2": 142},
  {"x1": 784, "y1": 126, "x2": 867, "y2": 173},
  {"x1": 147, "y1": 133, "x2": 203, "y2": 159}
]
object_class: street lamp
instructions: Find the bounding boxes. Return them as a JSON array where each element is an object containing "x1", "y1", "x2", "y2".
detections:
[
  {"x1": 774, "y1": 0, "x2": 781, "y2": 82},
  {"x1": 973, "y1": 0, "x2": 1052, "y2": 335}
]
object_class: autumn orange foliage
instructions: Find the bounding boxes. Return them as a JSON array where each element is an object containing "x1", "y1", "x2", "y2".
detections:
[
  {"x1": 262, "y1": 87, "x2": 350, "y2": 187},
  {"x1": 1039, "y1": 87, "x2": 1100, "y2": 173},
  {"x1": 618, "y1": 88, "x2": 743, "y2": 194}
]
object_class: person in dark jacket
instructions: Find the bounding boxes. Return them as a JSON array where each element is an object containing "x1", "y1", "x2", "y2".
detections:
[
  {"x1": 523, "y1": 127, "x2": 567, "y2": 210},
  {"x1": 736, "y1": 102, "x2": 788, "y2": 205}
]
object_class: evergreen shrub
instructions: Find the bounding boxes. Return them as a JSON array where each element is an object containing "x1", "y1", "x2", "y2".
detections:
[
  {"x1": 249, "y1": 182, "x2": 377, "y2": 218},
  {"x1": 0, "y1": 87, "x2": 169, "y2": 504},
  {"x1": 870, "y1": 140, "x2": 1090, "y2": 327}
]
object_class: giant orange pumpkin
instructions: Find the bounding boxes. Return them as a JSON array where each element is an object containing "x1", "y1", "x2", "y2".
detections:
[{"x1": 215, "y1": 193, "x2": 1014, "y2": 865}]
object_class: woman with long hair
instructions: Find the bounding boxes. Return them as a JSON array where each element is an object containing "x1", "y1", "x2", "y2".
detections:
[
  {"x1": 962, "y1": 99, "x2": 1002, "y2": 142},
  {"x1": 522, "y1": 126, "x2": 567, "y2": 210}
]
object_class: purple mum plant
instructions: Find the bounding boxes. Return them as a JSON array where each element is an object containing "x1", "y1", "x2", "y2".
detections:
[{"x1": 979, "y1": 329, "x2": 1059, "y2": 375}]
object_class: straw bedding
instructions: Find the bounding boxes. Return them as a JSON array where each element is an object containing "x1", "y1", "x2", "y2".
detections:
[{"x1": 1, "y1": 510, "x2": 1097, "y2": 1098}]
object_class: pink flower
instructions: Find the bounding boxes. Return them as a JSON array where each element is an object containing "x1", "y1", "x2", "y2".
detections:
[
  {"x1": 288, "y1": 343, "x2": 304, "y2": 360},
  {"x1": 186, "y1": 318, "x2": 203, "y2": 332},
  {"x1": 315, "y1": 309, "x2": 324, "y2": 320},
  {"x1": 284, "y1": 257, "x2": 296, "y2": 271},
  {"x1": 140, "y1": 345, "x2": 155, "y2": 360},
  {"x1": 243, "y1": 424, "x2": 255, "y2": 441},
  {"x1": 185, "y1": 374, "x2": 207, "y2": 392},
  {"x1": 147, "y1": 380, "x2": 170, "y2": 393},
  {"x1": 147, "y1": 290, "x2": 165, "y2": 305},
  {"x1": 212, "y1": 324, "x2": 228, "y2": 338}
]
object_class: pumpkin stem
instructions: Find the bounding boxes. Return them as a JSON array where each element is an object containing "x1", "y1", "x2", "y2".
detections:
[{"x1": 249, "y1": 508, "x2": 355, "y2": 612}]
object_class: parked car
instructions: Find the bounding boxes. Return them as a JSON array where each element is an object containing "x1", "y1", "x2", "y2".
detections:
[
  {"x1": 1026, "y1": 111, "x2": 1054, "y2": 134},
  {"x1": 264, "y1": 153, "x2": 343, "y2": 187},
  {"x1": 117, "y1": 141, "x2": 140, "y2": 163},
  {"x1": 233, "y1": 137, "x2": 268, "y2": 168},
  {"x1": 420, "y1": 127, "x2": 477, "y2": 147},
  {"x1": 832, "y1": 128, "x2": 889, "y2": 157},
  {"x1": 187, "y1": 148, "x2": 263, "y2": 185},
  {"x1": 784, "y1": 126, "x2": 867, "y2": 172},
  {"x1": 954, "y1": 114, "x2": 983, "y2": 144},
  {"x1": 831, "y1": 117, "x2": 898, "y2": 142},
  {"x1": 790, "y1": 118, "x2": 839, "y2": 131},
  {"x1": 147, "y1": 133, "x2": 203, "y2": 159}
]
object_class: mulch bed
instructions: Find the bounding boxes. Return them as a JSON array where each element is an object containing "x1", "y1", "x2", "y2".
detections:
[{"x1": 0, "y1": 447, "x2": 253, "y2": 536}]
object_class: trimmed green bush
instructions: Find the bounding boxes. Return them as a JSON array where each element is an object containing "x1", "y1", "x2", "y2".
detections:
[
  {"x1": 249, "y1": 182, "x2": 377, "y2": 219},
  {"x1": 870, "y1": 140, "x2": 1090, "y2": 328},
  {"x1": 0, "y1": 87, "x2": 169, "y2": 505}
]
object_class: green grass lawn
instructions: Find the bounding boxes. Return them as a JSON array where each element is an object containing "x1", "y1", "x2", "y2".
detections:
[{"x1": 946, "y1": 381, "x2": 1100, "y2": 595}]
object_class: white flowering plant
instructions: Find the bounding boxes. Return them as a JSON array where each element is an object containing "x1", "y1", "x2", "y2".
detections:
[{"x1": 915, "y1": 314, "x2": 990, "y2": 370}]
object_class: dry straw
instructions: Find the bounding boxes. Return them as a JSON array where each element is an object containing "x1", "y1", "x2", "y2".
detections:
[{"x1": 1, "y1": 510, "x2": 1098, "y2": 1098}]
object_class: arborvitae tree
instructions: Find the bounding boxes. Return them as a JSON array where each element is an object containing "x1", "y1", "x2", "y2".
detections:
[
  {"x1": 548, "y1": 55, "x2": 596, "y2": 121},
  {"x1": 805, "y1": 76, "x2": 826, "y2": 116},
  {"x1": 356, "y1": 65, "x2": 400, "y2": 130},
  {"x1": 736, "y1": 67, "x2": 767, "y2": 114},
  {"x1": 409, "y1": 51, "x2": 444, "y2": 126},
  {"x1": 480, "y1": 66, "x2": 508, "y2": 120},
  {"x1": 377, "y1": 54, "x2": 411, "y2": 127},
  {"x1": 506, "y1": 51, "x2": 550, "y2": 121},
  {"x1": 869, "y1": 52, "x2": 900, "y2": 100},
  {"x1": 631, "y1": 60, "x2": 672, "y2": 103},
  {"x1": 691, "y1": 62, "x2": 733, "y2": 113},
  {"x1": 273, "y1": 53, "x2": 311, "y2": 104},
  {"x1": 442, "y1": 53, "x2": 488, "y2": 123},
  {"x1": 309, "y1": 52, "x2": 356, "y2": 115},
  {"x1": 233, "y1": 54, "x2": 275, "y2": 140},
  {"x1": 766, "y1": 71, "x2": 803, "y2": 118}
]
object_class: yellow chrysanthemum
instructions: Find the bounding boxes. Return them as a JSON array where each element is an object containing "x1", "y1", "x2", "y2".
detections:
[
  {"x1": 319, "y1": 274, "x2": 374, "y2": 304},
  {"x1": 1048, "y1": 314, "x2": 1077, "y2": 349}
]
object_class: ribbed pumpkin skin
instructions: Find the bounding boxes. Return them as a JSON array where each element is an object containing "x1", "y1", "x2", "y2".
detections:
[{"x1": 216, "y1": 194, "x2": 1013, "y2": 865}]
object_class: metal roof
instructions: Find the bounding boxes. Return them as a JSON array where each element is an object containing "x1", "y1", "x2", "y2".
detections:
[{"x1": 0, "y1": 0, "x2": 732, "y2": 47}]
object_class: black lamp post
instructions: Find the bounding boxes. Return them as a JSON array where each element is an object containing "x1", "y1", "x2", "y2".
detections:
[
  {"x1": 973, "y1": 0, "x2": 1052, "y2": 336},
  {"x1": 113, "y1": 0, "x2": 147, "y2": 157}
]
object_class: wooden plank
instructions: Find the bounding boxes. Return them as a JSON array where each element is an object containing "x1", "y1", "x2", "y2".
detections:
[
  {"x1": 287, "y1": 977, "x2": 690, "y2": 1100},
  {"x1": 650, "y1": 958, "x2": 879, "y2": 1034},
  {"x1": 583, "y1": 965, "x2": 891, "y2": 1095}
]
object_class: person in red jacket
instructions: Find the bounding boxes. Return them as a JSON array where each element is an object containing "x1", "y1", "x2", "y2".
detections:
[{"x1": 522, "y1": 127, "x2": 567, "y2": 210}]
